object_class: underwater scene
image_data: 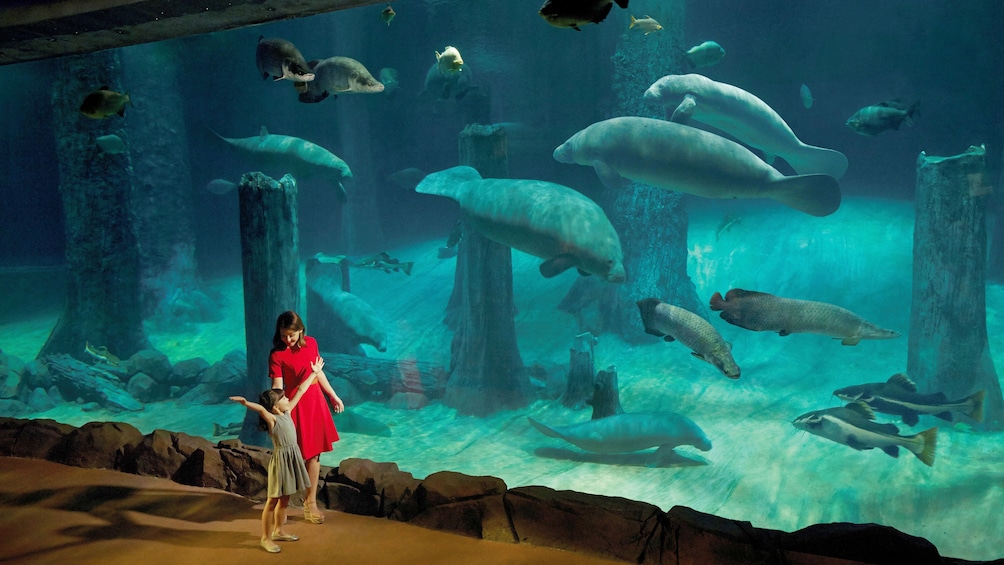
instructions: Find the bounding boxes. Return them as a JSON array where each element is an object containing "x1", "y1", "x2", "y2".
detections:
[{"x1": 1, "y1": 0, "x2": 1002, "y2": 560}]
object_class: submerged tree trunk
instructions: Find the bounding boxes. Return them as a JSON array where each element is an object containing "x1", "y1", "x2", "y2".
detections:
[
  {"x1": 39, "y1": 51, "x2": 150, "y2": 361},
  {"x1": 908, "y1": 146, "x2": 1003, "y2": 431},
  {"x1": 565, "y1": 0, "x2": 702, "y2": 341},
  {"x1": 121, "y1": 41, "x2": 218, "y2": 330},
  {"x1": 442, "y1": 125, "x2": 528, "y2": 416},
  {"x1": 238, "y1": 173, "x2": 301, "y2": 446}
]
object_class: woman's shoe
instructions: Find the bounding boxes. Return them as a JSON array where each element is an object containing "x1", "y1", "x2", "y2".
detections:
[
  {"x1": 303, "y1": 501, "x2": 325, "y2": 524},
  {"x1": 260, "y1": 539, "x2": 281, "y2": 553},
  {"x1": 271, "y1": 532, "x2": 299, "y2": 542}
]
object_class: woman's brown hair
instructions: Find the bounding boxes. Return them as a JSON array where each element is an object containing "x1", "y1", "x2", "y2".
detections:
[{"x1": 272, "y1": 310, "x2": 306, "y2": 350}]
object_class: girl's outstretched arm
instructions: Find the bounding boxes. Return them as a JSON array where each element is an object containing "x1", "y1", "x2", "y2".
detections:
[
  {"x1": 229, "y1": 396, "x2": 276, "y2": 431},
  {"x1": 287, "y1": 370, "x2": 318, "y2": 412}
]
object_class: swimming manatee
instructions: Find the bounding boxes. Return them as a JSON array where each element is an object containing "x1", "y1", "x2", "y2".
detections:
[
  {"x1": 298, "y1": 56, "x2": 384, "y2": 103},
  {"x1": 326, "y1": 290, "x2": 388, "y2": 352},
  {"x1": 211, "y1": 126, "x2": 351, "y2": 201},
  {"x1": 644, "y1": 74, "x2": 848, "y2": 178},
  {"x1": 528, "y1": 412, "x2": 712, "y2": 454},
  {"x1": 553, "y1": 116, "x2": 841, "y2": 217},
  {"x1": 416, "y1": 166, "x2": 625, "y2": 282}
]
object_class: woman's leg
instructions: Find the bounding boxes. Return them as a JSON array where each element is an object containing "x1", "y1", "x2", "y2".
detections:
[{"x1": 304, "y1": 455, "x2": 324, "y2": 522}]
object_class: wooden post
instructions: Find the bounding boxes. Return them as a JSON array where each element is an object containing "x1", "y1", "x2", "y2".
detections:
[
  {"x1": 39, "y1": 51, "x2": 150, "y2": 361},
  {"x1": 590, "y1": 365, "x2": 624, "y2": 420},
  {"x1": 442, "y1": 124, "x2": 528, "y2": 416},
  {"x1": 238, "y1": 172, "x2": 300, "y2": 446},
  {"x1": 908, "y1": 146, "x2": 1002, "y2": 430},
  {"x1": 563, "y1": 332, "x2": 598, "y2": 409}
]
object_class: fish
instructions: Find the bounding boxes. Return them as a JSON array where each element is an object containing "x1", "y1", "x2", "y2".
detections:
[
  {"x1": 378, "y1": 67, "x2": 399, "y2": 95},
  {"x1": 95, "y1": 134, "x2": 126, "y2": 155},
  {"x1": 211, "y1": 126, "x2": 352, "y2": 201},
  {"x1": 379, "y1": 4, "x2": 396, "y2": 25},
  {"x1": 552, "y1": 116, "x2": 841, "y2": 217},
  {"x1": 845, "y1": 99, "x2": 920, "y2": 136},
  {"x1": 79, "y1": 87, "x2": 130, "y2": 119},
  {"x1": 538, "y1": 0, "x2": 629, "y2": 31},
  {"x1": 644, "y1": 74, "x2": 848, "y2": 178},
  {"x1": 834, "y1": 373, "x2": 986, "y2": 426},
  {"x1": 528, "y1": 411, "x2": 711, "y2": 455},
  {"x1": 421, "y1": 60, "x2": 472, "y2": 100},
  {"x1": 637, "y1": 298, "x2": 740, "y2": 379},
  {"x1": 416, "y1": 166, "x2": 626, "y2": 282},
  {"x1": 315, "y1": 251, "x2": 414, "y2": 276},
  {"x1": 297, "y1": 57, "x2": 385, "y2": 103},
  {"x1": 715, "y1": 213, "x2": 741, "y2": 241},
  {"x1": 709, "y1": 289, "x2": 900, "y2": 345},
  {"x1": 793, "y1": 401, "x2": 937, "y2": 467},
  {"x1": 682, "y1": 40, "x2": 725, "y2": 68},
  {"x1": 436, "y1": 45, "x2": 464, "y2": 74},
  {"x1": 255, "y1": 36, "x2": 315, "y2": 83},
  {"x1": 629, "y1": 15, "x2": 662, "y2": 34},
  {"x1": 213, "y1": 421, "x2": 242, "y2": 436},
  {"x1": 84, "y1": 341, "x2": 120, "y2": 366},
  {"x1": 205, "y1": 178, "x2": 237, "y2": 195},
  {"x1": 800, "y1": 84, "x2": 814, "y2": 109}
]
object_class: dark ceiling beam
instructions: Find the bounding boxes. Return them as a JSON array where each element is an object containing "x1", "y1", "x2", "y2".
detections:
[{"x1": 0, "y1": 0, "x2": 388, "y2": 66}]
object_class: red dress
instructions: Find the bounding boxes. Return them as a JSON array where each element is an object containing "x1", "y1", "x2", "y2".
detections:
[{"x1": 269, "y1": 335, "x2": 339, "y2": 461}]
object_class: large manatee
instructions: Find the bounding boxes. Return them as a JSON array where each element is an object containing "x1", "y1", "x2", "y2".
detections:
[
  {"x1": 644, "y1": 74, "x2": 848, "y2": 178},
  {"x1": 298, "y1": 56, "x2": 384, "y2": 103},
  {"x1": 211, "y1": 126, "x2": 351, "y2": 201},
  {"x1": 416, "y1": 166, "x2": 625, "y2": 282},
  {"x1": 528, "y1": 412, "x2": 712, "y2": 454},
  {"x1": 553, "y1": 117, "x2": 841, "y2": 217}
]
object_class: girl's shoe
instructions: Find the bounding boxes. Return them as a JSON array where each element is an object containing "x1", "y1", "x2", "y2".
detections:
[
  {"x1": 272, "y1": 532, "x2": 299, "y2": 542},
  {"x1": 260, "y1": 539, "x2": 281, "y2": 553},
  {"x1": 303, "y1": 501, "x2": 325, "y2": 524}
]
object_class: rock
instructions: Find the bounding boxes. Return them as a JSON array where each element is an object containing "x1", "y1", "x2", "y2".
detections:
[
  {"x1": 27, "y1": 386, "x2": 56, "y2": 412},
  {"x1": 661, "y1": 505, "x2": 774, "y2": 565},
  {"x1": 781, "y1": 522, "x2": 944, "y2": 565},
  {"x1": 217, "y1": 439, "x2": 270, "y2": 500},
  {"x1": 334, "y1": 458, "x2": 421, "y2": 517},
  {"x1": 127, "y1": 372, "x2": 161, "y2": 402},
  {"x1": 323, "y1": 482, "x2": 381, "y2": 516},
  {"x1": 170, "y1": 357, "x2": 210, "y2": 387},
  {"x1": 0, "y1": 418, "x2": 74, "y2": 460},
  {"x1": 126, "y1": 349, "x2": 173, "y2": 383},
  {"x1": 0, "y1": 399, "x2": 27, "y2": 418},
  {"x1": 394, "y1": 470, "x2": 513, "y2": 542},
  {"x1": 0, "y1": 354, "x2": 23, "y2": 399},
  {"x1": 386, "y1": 391, "x2": 428, "y2": 410},
  {"x1": 194, "y1": 350, "x2": 247, "y2": 402},
  {"x1": 505, "y1": 485, "x2": 664, "y2": 564},
  {"x1": 330, "y1": 376, "x2": 364, "y2": 406},
  {"x1": 22, "y1": 360, "x2": 52, "y2": 392},
  {"x1": 60, "y1": 421, "x2": 144, "y2": 470}
]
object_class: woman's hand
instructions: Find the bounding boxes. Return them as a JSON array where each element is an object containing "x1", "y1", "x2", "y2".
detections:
[
  {"x1": 310, "y1": 356, "x2": 325, "y2": 376},
  {"x1": 331, "y1": 395, "x2": 345, "y2": 414}
]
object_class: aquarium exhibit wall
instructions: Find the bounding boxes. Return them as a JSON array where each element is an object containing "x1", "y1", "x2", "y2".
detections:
[{"x1": 1, "y1": 0, "x2": 1002, "y2": 561}]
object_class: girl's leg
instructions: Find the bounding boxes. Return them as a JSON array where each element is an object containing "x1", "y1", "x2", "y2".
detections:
[
  {"x1": 261, "y1": 498, "x2": 281, "y2": 552},
  {"x1": 303, "y1": 455, "x2": 324, "y2": 523},
  {"x1": 272, "y1": 495, "x2": 296, "y2": 539}
]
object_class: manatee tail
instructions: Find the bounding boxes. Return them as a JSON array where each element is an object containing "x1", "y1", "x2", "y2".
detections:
[
  {"x1": 765, "y1": 173, "x2": 841, "y2": 217},
  {"x1": 527, "y1": 417, "x2": 563, "y2": 439},
  {"x1": 783, "y1": 145, "x2": 849, "y2": 179},
  {"x1": 415, "y1": 166, "x2": 482, "y2": 199}
]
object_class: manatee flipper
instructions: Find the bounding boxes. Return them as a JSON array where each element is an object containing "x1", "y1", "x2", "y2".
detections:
[
  {"x1": 670, "y1": 94, "x2": 697, "y2": 124},
  {"x1": 527, "y1": 416, "x2": 563, "y2": 439},
  {"x1": 592, "y1": 160, "x2": 625, "y2": 190},
  {"x1": 576, "y1": 268, "x2": 592, "y2": 277},
  {"x1": 765, "y1": 173, "x2": 841, "y2": 217},
  {"x1": 540, "y1": 254, "x2": 577, "y2": 278}
]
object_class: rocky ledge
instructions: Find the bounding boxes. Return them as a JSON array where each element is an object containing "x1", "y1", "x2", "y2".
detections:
[{"x1": 0, "y1": 417, "x2": 992, "y2": 565}]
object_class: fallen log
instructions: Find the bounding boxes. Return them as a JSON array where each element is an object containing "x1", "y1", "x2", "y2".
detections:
[
  {"x1": 44, "y1": 353, "x2": 143, "y2": 412},
  {"x1": 320, "y1": 351, "x2": 448, "y2": 399}
]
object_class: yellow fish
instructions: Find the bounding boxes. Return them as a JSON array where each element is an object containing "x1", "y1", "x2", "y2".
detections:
[
  {"x1": 629, "y1": 15, "x2": 663, "y2": 35},
  {"x1": 436, "y1": 45, "x2": 464, "y2": 74},
  {"x1": 79, "y1": 86, "x2": 131, "y2": 119}
]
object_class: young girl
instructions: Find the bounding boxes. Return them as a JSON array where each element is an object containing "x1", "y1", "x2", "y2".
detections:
[{"x1": 229, "y1": 360, "x2": 321, "y2": 553}]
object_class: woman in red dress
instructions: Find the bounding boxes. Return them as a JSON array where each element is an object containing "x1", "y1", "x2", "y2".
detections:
[{"x1": 269, "y1": 311, "x2": 345, "y2": 524}]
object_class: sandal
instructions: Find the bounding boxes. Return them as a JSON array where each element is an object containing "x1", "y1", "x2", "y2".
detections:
[{"x1": 303, "y1": 501, "x2": 325, "y2": 524}]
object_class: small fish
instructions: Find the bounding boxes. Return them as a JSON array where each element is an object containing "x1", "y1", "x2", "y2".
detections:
[
  {"x1": 845, "y1": 99, "x2": 920, "y2": 136},
  {"x1": 95, "y1": 134, "x2": 126, "y2": 155},
  {"x1": 80, "y1": 87, "x2": 131, "y2": 119},
  {"x1": 436, "y1": 45, "x2": 464, "y2": 74},
  {"x1": 800, "y1": 83, "x2": 814, "y2": 108},
  {"x1": 793, "y1": 401, "x2": 937, "y2": 466},
  {"x1": 213, "y1": 421, "x2": 242, "y2": 436},
  {"x1": 380, "y1": 4, "x2": 396, "y2": 25},
  {"x1": 629, "y1": 15, "x2": 662, "y2": 34},
  {"x1": 538, "y1": 0, "x2": 629, "y2": 31},
  {"x1": 715, "y1": 213, "x2": 741, "y2": 241},
  {"x1": 84, "y1": 341, "x2": 120, "y2": 366},
  {"x1": 683, "y1": 41, "x2": 725, "y2": 68},
  {"x1": 314, "y1": 251, "x2": 413, "y2": 276},
  {"x1": 205, "y1": 178, "x2": 237, "y2": 195},
  {"x1": 834, "y1": 373, "x2": 985, "y2": 426}
]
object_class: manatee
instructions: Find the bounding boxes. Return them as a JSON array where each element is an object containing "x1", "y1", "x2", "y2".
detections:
[
  {"x1": 644, "y1": 74, "x2": 848, "y2": 179},
  {"x1": 327, "y1": 290, "x2": 388, "y2": 352},
  {"x1": 709, "y1": 289, "x2": 900, "y2": 345},
  {"x1": 255, "y1": 36, "x2": 315, "y2": 82},
  {"x1": 298, "y1": 56, "x2": 384, "y2": 103},
  {"x1": 421, "y1": 61, "x2": 472, "y2": 100},
  {"x1": 416, "y1": 166, "x2": 626, "y2": 282},
  {"x1": 553, "y1": 116, "x2": 841, "y2": 217},
  {"x1": 211, "y1": 126, "x2": 351, "y2": 201},
  {"x1": 528, "y1": 412, "x2": 712, "y2": 454},
  {"x1": 637, "y1": 298, "x2": 740, "y2": 379}
]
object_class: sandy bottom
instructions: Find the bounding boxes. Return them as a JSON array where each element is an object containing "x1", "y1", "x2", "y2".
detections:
[
  {"x1": 0, "y1": 457, "x2": 622, "y2": 565},
  {"x1": 2, "y1": 197, "x2": 1003, "y2": 561}
]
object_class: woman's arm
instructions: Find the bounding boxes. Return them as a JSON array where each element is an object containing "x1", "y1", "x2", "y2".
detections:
[
  {"x1": 314, "y1": 365, "x2": 345, "y2": 413},
  {"x1": 268, "y1": 353, "x2": 284, "y2": 391},
  {"x1": 229, "y1": 396, "x2": 276, "y2": 430}
]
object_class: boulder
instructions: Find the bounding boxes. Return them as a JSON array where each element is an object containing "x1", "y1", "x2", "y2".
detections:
[
  {"x1": 26, "y1": 387, "x2": 56, "y2": 412},
  {"x1": 781, "y1": 522, "x2": 944, "y2": 565},
  {"x1": 127, "y1": 372, "x2": 160, "y2": 402},
  {"x1": 660, "y1": 505, "x2": 775, "y2": 565},
  {"x1": 126, "y1": 349, "x2": 173, "y2": 383},
  {"x1": 21, "y1": 360, "x2": 52, "y2": 395},
  {"x1": 0, "y1": 418, "x2": 74, "y2": 460},
  {"x1": 60, "y1": 421, "x2": 144, "y2": 470},
  {"x1": 170, "y1": 357, "x2": 210, "y2": 387},
  {"x1": 0, "y1": 399, "x2": 27, "y2": 418},
  {"x1": 323, "y1": 482, "x2": 381, "y2": 516},
  {"x1": 393, "y1": 470, "x2": 513, "y2": 542},
  {"x1": 216, "y1": 439, "x2": 270, "y2": 500},
  {"x1": 334, "y1": 458, "x2": 421, "y2": 517}
]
